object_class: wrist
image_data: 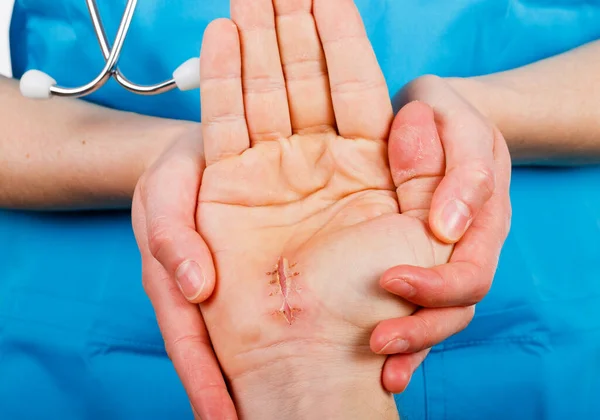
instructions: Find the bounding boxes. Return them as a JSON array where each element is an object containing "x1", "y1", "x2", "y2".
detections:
[
  {"x1": 230, "y1": 350, "x2": 399, "y2": 420},
  {"x1": 445, "y1": 76, "x2": 500, "y2": 124},
  {"x1": 139, "y1": 119, "x2": 200, "y2": 174},
  {"x1": 83, "y1": 112, "x2": 198, "y2": 206},
  {"x1": 445, "y1": 75, "x2": 522, "y2": 143}
]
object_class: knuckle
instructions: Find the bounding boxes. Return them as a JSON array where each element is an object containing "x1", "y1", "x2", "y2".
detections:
[
  {"x1": 408, "y1": 316, "x2": 433, "y2": 349},
  {"x1": 419, "y1": 270, "x2": 452, "y2": 307},
  {"x1": 205, "y1": 148, "x2": 239, "y2": 165},
  {"x1": 396, "y1": 74, "x2": 447, "y2": 108},
  {"x1": 249, "y1": 129, "x2": 285, "y2": 142},
  {"x1": 147, "y1": 217, "x2": 173, "y2": 261},
  {"x1": 165, "y1": 333, "x2": 209, "y2": 361},
  {"x1": 172, "y1": 333, "x2": 210, "y2": 348},
  {"x1": 243, "y1": 75, "x2": 286, "y2": 94},
  {"x1": 140, "y1": 266, "x2": 152, "y2": 294},
  {"x1": 203, "y1": 112, "x2": 246, "y2": 127},
  {"x1": 467, "y1": 161, "x2": 496, "y2": 199},
  {"x1": 406, "y1": 74, "x2": 442, "y2": 95},
  {"x1": 139, "y1": 168, "x2": 163, "y2": 201},
  {"x1": 330, "y1": 77, "x2": 386, "y2": 95},
  {"x1": 136, "y1": 174, "x2": 151, "y2": 203},
  {"x1": 282, "y1": 59, "x2": 327, "y2": 82},
  {"x1": 437, "y1": 268, "x2": 462, "y2": 303},
  {"x1": 471, "y1": 274, "x2": 492, "y2": 302}
]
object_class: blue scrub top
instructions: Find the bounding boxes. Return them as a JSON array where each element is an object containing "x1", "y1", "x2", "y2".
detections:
[{"x1": 3, "y1": 1, "x2": 600, "y2": 419}]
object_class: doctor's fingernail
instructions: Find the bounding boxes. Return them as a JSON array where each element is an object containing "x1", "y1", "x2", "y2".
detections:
[
  {"x1": 176, "y1": 260, "x2": 205, "y2": 301},
  {"x1": 440, "y1": 199, "x2": 472, "y2": 242},
  {"x1": 380, "y1": 339, "x2": 410, "y2": 354}
]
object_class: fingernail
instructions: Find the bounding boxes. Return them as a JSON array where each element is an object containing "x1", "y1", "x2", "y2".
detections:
[
  {"x1": 176, "y1": 260, "x2": 205, "y2": 301},
  {"x1": 380, "y1": 338, "x2": 410, "y2": 354},
  {"x1": 386, "y1": 278, "x2": 417, "y2": 298},
  {"x1": 440, "y1": 199, "x2": 471, "y2": 242}
]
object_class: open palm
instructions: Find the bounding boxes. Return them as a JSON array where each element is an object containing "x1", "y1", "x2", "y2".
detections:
[{"x1": 197, "y1": 0, "x2": 452, "y2": 391}]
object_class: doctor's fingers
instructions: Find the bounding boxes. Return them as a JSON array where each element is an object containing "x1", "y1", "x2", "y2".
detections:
[
  {"x1": 398, "y1": 75, "x2": 498, "y2": 244},
  {"x1": 379, "y1": 132, "x2": 511, "y2": 308},
  {"x1": 135, "y1": 133, "x2": 216, "y2": 304},
  {"x1": 374, "y1": 307, "x2": 476, "y2": 393},
  {"x1": 381, "y1": 349, "x2": 430, "y2": 394},
  {"x1": 314, "y1": 0, "x2": 393, "y2": 141},
  {"x1": 370, "y1": 306, "x2": 476, "y2": 356},
  {"x1": 132, "y1": 197, "x2": 237, "y2": 420},
  {"x1": 145, "y1": 259, "x2": 237, "y2": 420}
]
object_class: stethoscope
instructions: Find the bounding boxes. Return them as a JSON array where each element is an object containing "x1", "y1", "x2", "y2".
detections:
[{"x1": 19, "y1": 0, "x2": 199, "y2": 99}]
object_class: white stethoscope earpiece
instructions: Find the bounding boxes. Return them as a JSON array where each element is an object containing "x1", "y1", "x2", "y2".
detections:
[
  {"x1": 19, "y1": 70, "x2": 57, "y2": 99},
  {"x1": 172, "y1": 58, "x2": 200, "y2": 92},
  {"x1": 20, "y1": 0, "x2": 199, "y2": 100}
]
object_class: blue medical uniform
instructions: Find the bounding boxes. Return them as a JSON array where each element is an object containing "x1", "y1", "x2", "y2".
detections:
[{"x1": 3, "y1": 1, "x2": 600, "y2": 419}]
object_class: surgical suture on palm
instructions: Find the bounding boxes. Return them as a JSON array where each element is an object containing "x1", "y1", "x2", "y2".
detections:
[{"x1": 267, "y1": 257, "x2": 302, "y2": 325}]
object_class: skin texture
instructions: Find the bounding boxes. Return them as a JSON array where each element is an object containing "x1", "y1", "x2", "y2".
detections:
[
  {"x1": 0, "y1": 76, "x2": 183, "y2": 209},
  {"x1": 450, "y1": 39, "x2": 600, "y2": 164},
  {"x1": 192, "y1": 0, "x2": 460, "y2": 417}
]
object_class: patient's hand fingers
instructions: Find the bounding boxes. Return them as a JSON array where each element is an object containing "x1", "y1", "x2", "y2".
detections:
[
  {"x1": 230, "y1": 0, "x2": 291, "y2": 144},
  {"x1": 389, "y1": 101, "x2": 445, "y2": 221},
  {"x1": 381, "y1": 349, "x2": 430, "y2": 394},
  {"x1": 132, "y1": 187, "x2": 236, "y2": 420},
  {"x1": 273, "y1": 0, "x2": 335, "y2": 133},
  {"x1": 313, "y1": 0, "x2": 393, "y2": 141},
  {"x1": 370, "y1": 306, "x2": 475, "y2": 355},
  {"x1": 200, "y1": 19, "x2": 250, "y2": 166}
]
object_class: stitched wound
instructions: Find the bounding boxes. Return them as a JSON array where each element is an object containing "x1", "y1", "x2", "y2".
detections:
[
  {"x1": 270, "y1": 257, "x2": 299, "y2": 324},
  {"x1": 277, "y1": 257, "x2": 293, "y2": 324}
]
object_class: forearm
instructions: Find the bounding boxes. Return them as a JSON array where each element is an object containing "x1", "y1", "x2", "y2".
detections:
[
  {"x1": 0, "y1": 75, "x2": 192, "y2": 209},
  {"x1": 447, "y1": 39, "x2": 600, "y2": 164}
]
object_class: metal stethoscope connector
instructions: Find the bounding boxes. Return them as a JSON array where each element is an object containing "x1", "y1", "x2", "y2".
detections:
[{"x1": 19, "y1": 0, "x2": 199, "y2": 100}]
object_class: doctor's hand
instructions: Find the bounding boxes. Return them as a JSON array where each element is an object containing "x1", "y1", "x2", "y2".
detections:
[
  {"x1": 131, "y1": 126, "x2": 237, "y2": 420},
  {"x1": 371, "y1": 75, "x2": 512, "y2": 393}
]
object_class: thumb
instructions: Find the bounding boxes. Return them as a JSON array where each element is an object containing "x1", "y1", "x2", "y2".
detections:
[
  {"x1": 136, "y1": 132, "x2": 215, "y2": 303},
  {"x1": 388, "y1": 101, "x2": 445, "y2": 221},
  {"x1": 146, "y1": 216, "x2": 216, "y2": 304}
]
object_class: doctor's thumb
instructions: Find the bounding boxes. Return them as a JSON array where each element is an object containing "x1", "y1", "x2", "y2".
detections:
[{"x1": 147, "y1": 223, "x2": 216, "y2": 304}]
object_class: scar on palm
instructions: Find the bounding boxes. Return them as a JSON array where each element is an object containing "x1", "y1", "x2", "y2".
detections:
[{"x1": 267, "y1": 257, "x2": 301, "y2": 325}]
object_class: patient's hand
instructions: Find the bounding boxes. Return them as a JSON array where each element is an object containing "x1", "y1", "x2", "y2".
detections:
[{"x1": 197, "y1": 1, "x2": 451, "y2": 418}]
